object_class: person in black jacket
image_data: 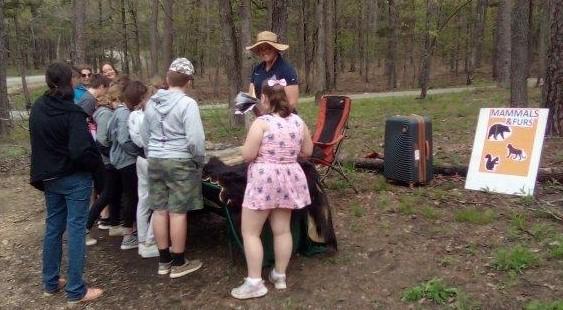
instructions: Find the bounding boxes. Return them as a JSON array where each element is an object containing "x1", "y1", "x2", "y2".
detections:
[{"x1": 29, "y1": 63, "x2": 104, "y2": 304}]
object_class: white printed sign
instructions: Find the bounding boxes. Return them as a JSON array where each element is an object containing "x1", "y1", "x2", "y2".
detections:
[{"x1": 465, "y1": 108, "x2": 549, "y2": 196}]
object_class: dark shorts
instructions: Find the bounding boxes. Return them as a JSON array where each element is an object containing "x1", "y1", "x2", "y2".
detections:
[{"x1": 148, "y1": 158, "x2": 203, "y2": 214}]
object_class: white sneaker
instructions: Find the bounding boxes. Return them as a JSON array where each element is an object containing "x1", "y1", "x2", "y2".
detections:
[
  {"x1": 268, "y1": 269, "x2": 287, "y2": 289},
  {"x1": 139, "y1": 242, "x2": 159, "y2": 258},
  {"x1": 120, "y1": 234, "x2": 138, "y2": 250},
  {"x1": 230, "y1": 278, "x2": 268, "y2": 300},
  {"x1": 85, "y1": 233, "x2": 97, "y2": 246}
]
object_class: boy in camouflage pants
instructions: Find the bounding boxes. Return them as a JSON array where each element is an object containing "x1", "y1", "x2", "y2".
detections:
[{"x1": 141, "y1": 58, "x2": 205, "y2": 278}]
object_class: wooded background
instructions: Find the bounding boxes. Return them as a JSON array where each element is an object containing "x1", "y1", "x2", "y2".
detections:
[{"x1": 0, "y1": 0, "x2": 561, "y2": 136}]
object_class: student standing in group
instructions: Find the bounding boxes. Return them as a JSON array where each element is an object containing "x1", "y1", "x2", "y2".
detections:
[
  {"x1": 128, "y1": 84, "x2": 159, "y2": 258},
  {"x1": 85, "y1": 85, "x2": 124, "y2": 245},
  {"x1": 74, "y1": 65, "x2": 92, "y2": 102},
  {"x1": 76, "y1": 74, "x2": 112, "y2": 227},
  {"x1": 108, "y1": 80, "x2": 146, "y2": 250},
  {"x1": 101, "y1": 62, "x2": 119, "y2": 81},
  {"x1": 231, "y1": 78, "x2": 313, "y2": 299},
  {"x1": 141, "y1": 58, "x2": 204, "y2": 278},
  {"x1": 29, "y1": 63, "x2": 103, "y2": 303}
]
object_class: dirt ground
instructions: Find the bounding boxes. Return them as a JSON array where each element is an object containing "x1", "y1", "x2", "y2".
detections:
[
  {"x1": 0, "y1": 154, "x2": 561, "y2": 309},
  {"x1": 1, "y1": 68, "x2": 561, "y2": 309}
]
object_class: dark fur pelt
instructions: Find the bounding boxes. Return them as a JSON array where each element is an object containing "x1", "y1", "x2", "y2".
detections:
[{"x1": 203, "y1": 157, "x2": 337, "y2": 250}]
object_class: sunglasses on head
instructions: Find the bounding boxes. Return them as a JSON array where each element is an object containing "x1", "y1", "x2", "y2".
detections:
[{"x1": 81, "y1": 73, "x2": 92, "y2": 77}]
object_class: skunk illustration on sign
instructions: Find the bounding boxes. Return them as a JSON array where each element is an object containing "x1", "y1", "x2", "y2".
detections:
[
  {"x1": 484, "y1": 154, "x2": 500, "y2": 171},
  {"x1": 507, "y1": 144, "x2": 526, "y2": 160},
  {"x1": 488, "y1": 124, "x2": 511, "y2": 140}
]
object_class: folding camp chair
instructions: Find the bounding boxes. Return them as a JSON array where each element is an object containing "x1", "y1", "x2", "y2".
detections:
[{"x1": 310, "y1": 95, "x2": 358, "y2": 193}]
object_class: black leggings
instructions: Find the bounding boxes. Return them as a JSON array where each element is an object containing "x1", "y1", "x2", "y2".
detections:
[
  {"x1": 87, "y1": 165, "x2": 122, "y2": 230},
  {"x1": 118, "y1": 164, "x2": 138, "y2": 229}
]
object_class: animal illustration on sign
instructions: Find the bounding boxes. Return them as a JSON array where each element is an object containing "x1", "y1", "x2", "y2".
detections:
[
  {"x1": 484, "y1": 154, "x2": 500, "y2": 171},
  {"x1": 487, "y1": 124, "x2": 511, "y2": 140},
  {"x1": 507, "y1": 144, "x2": 526, "y2": 160}
]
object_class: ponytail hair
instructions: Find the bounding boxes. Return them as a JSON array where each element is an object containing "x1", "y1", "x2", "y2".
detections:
[
  {"x1": 261, "y1": 79, "x2": 292, "y2": 118},
  {"x1": 45, "y1": 63, "x2": 74, "y2": 101}
]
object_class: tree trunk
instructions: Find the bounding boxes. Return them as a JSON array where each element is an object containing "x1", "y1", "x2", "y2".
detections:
[
  {"x1": 542, "y1": 0, "x2": 563, "y2": 136},
  {"x1": 314, "y1": 0, "x2": 327, "y2": 96},
  {"x1": 218, "y1": 0, "x2": 244, "y2": 127},
  {"x1": 72, "y1": 0, "x2": 86, "y2": 64},
  {"x1": 149, "y1": 0, "x2": 159, "y2": 78},
  {"x1": 271, "y1": 0, "x2": 288, "y2": 42},
  {"x1": 298, "y1": 0, "x2": 307, "y2": 90},
  {"x1": 468, "y1": 0, "x2": 488, "y2": 84},
  {"x1": 358, "y1": 0, "x2": 368, "y2": 83},
  {"x1": 385, "y1": 0, "x2": 399, "y2": 89},
  {"x1": 13, "y1": 15, "x2": 31, "y2": 110},
  {"x1": 239, "y1": 0, "x2": 253, "y2": 83},
  {"x1": 349, "y1": 158, "x2": 563, "y2": 183},
  {"x1": 510, "y1": 0, "x2": 529, "y2": 107},
  {"x1": 419, "y1": 0, "x2": 438, "y2": 99},
  {"x1": 128, "y1": 0, "x2": 142, "y2": 77},
  {"x1": 325, "y1": 0, "x2": 336, "y2": 90},
  {"x1": 536, "y1": 2, "x2": 547, "y2": 87},
  {"x1": 120, "y1": 0, "x2": 130, "y2": 74},
  {"x1": 0, "y1": 0, "x2": 10, "y2": 137},
  {"x1": 29, "y1": 4, "x2": 41, "y2": 69},
  {"x1": 527, "y1": 0, "x2": 535, "y2": 76},
  {"x1": 162, "y1": 0, "x2": 174, "y2": 75},
  {"x1": 495, "y1": 0, "x2": 512, "y2": 87},
  {"x1": 301, "y1": 0, "x2": 314, "y2": 93}
]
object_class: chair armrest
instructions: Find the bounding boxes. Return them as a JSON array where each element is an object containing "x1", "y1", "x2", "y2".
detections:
[{"x1": 313, "y1": 134, "x2": 344, "y2": 147}]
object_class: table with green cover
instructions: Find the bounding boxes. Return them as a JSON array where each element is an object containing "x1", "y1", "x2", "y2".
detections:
[{"x1": 202, "y1": 146, "x2": 337, "y2": 264}]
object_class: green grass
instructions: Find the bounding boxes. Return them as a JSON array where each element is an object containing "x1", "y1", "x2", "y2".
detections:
[
  {"x1": 454, "y1": 208, "x2": 496, "y2": 225},
  {"x1": 420, "y1": 206, "x2": 440, "y2": 220},
  {"x1": 372, "y1": 175, "x2": 389, "y2": 192},
  {"x1": 550, "y1": 235, "x2": 563, "y2": 259},
  {"x1": 401, "y1": 278, "x2": 459, "y2": 304},
  {"x1": 350, "y1": 201, "x2": 365, "y2": 217},
  {"x1": 200, "y1": 108, "x2": 245, "y2": 144},
  {"x1": 376, "y1": 194, "x2": 391, "y2": 210},
  {"x1": 493, "y1": 245, "x2": 539, "y2": 273},
  {"x1": 508, "y1": 212, "x2": 528, "y2": 237},
  {"x1": 524, "y1": 300, "x2": 563, "y2": 310},
  {"x1": 530, "y1": 224, "x2": 557, "y2": 242},
  {"x1": 9, "y1": 86, "x2": 47, "y2": 110},
  {"x1": 397, "y1": 196, "x2": 416, "y2": 215}
]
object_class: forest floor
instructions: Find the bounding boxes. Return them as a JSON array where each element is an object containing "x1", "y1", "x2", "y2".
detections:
[{"x1": 0, "y1": 87, "x2": 561, "y2": 309}]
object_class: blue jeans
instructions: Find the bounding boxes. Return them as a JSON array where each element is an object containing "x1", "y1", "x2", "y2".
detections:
[{"x1": 42, "y1": 173, "x2": 92, "y2": 301}]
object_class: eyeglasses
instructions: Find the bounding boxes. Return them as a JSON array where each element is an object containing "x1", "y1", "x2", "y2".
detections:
[{"x1": 81, "y1": 73, "x2": 92, "y2": 77}]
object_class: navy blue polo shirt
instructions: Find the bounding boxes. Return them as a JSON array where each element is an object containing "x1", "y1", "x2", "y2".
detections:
[{"x1": 250, "y1": 54, "x2": 298, "y2": 99}]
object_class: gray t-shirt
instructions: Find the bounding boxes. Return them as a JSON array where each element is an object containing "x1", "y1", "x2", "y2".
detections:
[{"x1": 77, "y1": 91, "x2": 96, "y2": 117}]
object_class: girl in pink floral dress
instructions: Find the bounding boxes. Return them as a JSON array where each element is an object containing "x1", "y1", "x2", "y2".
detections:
[{"x1": 231, "y1": 79, "x2": 313, "y2": 300}]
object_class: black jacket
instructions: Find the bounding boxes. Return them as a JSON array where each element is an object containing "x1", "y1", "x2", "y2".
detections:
[{"x1": 29, "y1": 94, "x2": 103, "y2": 191}]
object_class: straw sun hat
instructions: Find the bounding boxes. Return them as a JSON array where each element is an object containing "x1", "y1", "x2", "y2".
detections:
[{"x1": 245, "y1": 31, "x2": 289, "y2": 53}]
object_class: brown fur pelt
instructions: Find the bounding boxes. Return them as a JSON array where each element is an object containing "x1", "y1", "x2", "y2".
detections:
[{"x1": 203, "y1": 157, "x2": 337, "y2": 251}]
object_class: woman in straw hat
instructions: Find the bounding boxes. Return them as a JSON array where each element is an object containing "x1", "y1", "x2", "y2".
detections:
[{"x1": 246, "y1": 31, "x2": 299, "y2": 110}]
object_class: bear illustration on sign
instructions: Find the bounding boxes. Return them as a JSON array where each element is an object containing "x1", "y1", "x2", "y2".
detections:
[
  {"x1": 484, "y1": 154, "x2": 500, "y2": 171},
  {"x1": 488, "y1": 124, "x2": 511, "y2": 140},
  {"x1": 507, "y1": 144, "x2": 526, "y2": 160}
]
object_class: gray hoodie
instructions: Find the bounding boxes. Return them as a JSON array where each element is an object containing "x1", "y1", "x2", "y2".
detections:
[
  {"x1": 108, "y1": 104, "x2": 142, "y2": 169},
  {"x1": 141, "y1": 89, "x2": 205, "y2": 163},
  {"x1": 92, "y1": 106, "x2": 113, "y2": 165}
]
